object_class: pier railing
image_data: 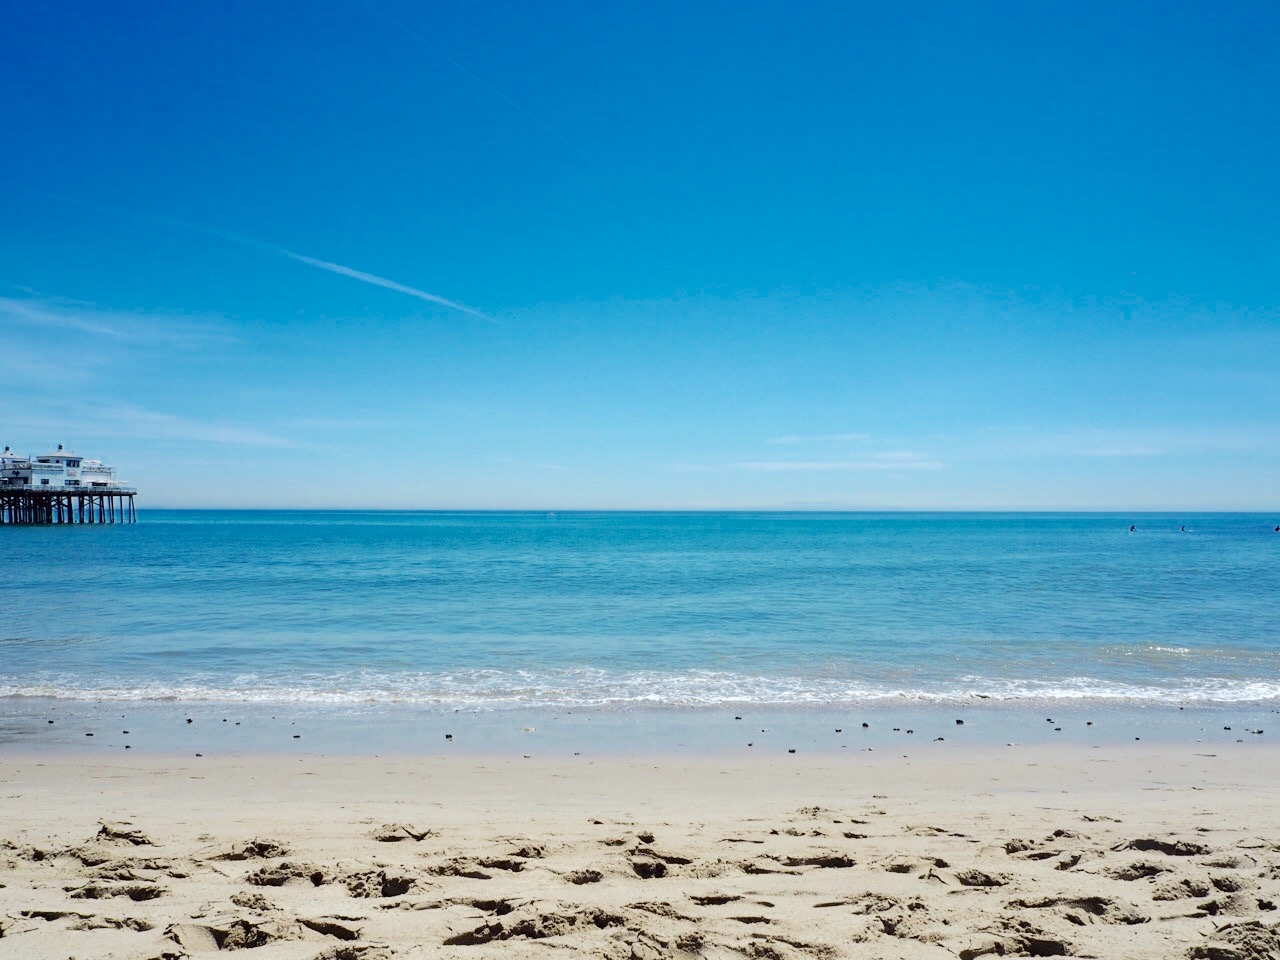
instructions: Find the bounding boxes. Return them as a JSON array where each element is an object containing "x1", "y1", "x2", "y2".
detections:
[{"x1": 0, "y1": 482, "x2": 135, "y2": 493}]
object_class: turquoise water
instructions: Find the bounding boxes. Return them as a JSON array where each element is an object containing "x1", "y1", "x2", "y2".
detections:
[{"x1": 3, "y1": 511, "x2": 1278, "y2": 714}]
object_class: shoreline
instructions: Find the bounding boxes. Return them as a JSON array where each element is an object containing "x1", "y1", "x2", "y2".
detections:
[{"x1": 4, "y1": 695, "x2": 1276, "y2": 760}]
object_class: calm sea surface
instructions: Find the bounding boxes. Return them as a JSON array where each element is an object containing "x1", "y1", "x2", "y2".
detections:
[{"x1": 3, "y1": 511, "x2": 1278, "y2": 715}]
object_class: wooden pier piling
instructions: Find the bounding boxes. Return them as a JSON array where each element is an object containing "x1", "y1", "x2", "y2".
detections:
[{"x1": 0, "y1": 488, "x2": 137, "y2": 525}]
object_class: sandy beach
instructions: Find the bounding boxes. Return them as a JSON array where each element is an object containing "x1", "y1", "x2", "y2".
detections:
[{"x1": 3, "y1": 741, "x2": 1279, "y2": 959}]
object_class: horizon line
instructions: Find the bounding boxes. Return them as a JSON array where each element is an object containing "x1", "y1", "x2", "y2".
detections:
[{"x1": 131, "y1": 506, "x2": 1280, "y2": 515}]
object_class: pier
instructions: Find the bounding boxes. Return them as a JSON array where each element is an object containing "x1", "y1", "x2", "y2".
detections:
[
  {"x1": 0, "y1": 487, "x2": 137, "y2": 525},
  {"x1": 1, "y1": 445, "x2": 137, "y2": 525}
]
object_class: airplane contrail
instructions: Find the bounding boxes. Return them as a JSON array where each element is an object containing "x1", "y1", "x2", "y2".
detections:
[
  {"x1": 280, "y1": 250, "x2": 490, "y2": 319},
  {"x1": 15, "y1": 185, "x2": 491, "y2": 321}
]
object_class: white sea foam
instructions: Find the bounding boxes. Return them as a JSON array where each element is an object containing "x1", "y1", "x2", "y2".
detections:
[{"x1": 4, "y1": 668, "x2": 1280, "y2": 708}]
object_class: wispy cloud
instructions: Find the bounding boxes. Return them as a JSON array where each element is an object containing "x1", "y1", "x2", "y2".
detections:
[
  {"x1": 0, "y1": 340, "x2": 92, "y2": 385},
  {"x1": 15, "y1": 404, "x2": 299, "y2": 449},
  {"x1": 108, "y1": 407, "x2": 298, "y2": 447},
  {"x1": 0, "y1": 295, "x2": 235, "y2": 346},
  {"x1": 1, "y1": 295, "x2": 238, "y2": 398},
  {"x1": 767, "y1": 432, "x2": 872, "y2": 445},
  {"x1": 1080, "y1": 445, "x2": 1168, "y2": 458},
  {"x1": 2, "y1": 296, "x2": 128, "y2": 338},
  {"x1": 731, "y1": 452, "x2": 944, "y2": 472},
  {"x1": 975, "y1": 425, "x2": 1280, "y2": 460},
  {"x1": 493, "y1": 455, "x2": 568, "y2": 472}
]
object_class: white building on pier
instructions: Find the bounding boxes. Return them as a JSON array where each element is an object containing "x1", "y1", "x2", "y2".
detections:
[{"x1": 1, "y1": 444, "x2": 131, "y2": 490}]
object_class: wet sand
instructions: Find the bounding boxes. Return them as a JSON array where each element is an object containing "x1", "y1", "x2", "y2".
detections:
[
  {"x1": 2, "y1": 740, "x2": 1279, "y2": 959},
  {"x1": 5, "y1": 695, "x2": 1277, "y2": 757}
]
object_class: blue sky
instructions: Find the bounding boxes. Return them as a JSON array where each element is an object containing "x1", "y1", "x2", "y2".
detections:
[{"x1": 3, "y1": 1, "x2": 1278, "y2": 509}]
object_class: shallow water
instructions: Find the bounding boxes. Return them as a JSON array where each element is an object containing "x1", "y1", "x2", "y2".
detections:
[{"x1": 3, "y1": 511, "x2": 1278, "y2": 722}]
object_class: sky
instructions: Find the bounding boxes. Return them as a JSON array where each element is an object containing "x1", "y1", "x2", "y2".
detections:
[{"x1": 2, "y1": 0, "x2": 1278, "y2": 510}]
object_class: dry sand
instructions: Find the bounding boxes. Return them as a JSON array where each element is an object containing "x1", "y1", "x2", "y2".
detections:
[{"x1": 2, "y1": 743, "x2": 1279, "y2": 959}]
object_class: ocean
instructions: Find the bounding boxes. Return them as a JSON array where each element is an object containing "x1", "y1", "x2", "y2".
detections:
[{"x1": 3, "y1": 511, "x2": 1278, "y2": 753}]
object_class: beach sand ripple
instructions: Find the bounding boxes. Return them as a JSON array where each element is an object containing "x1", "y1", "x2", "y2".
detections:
[{"x1": 2, "y1": 748, "x2": 1279, "y2": 958}]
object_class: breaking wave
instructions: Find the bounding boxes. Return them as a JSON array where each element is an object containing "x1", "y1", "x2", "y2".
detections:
[{"x1": 4, "y1": 668, "x2": 1280, "y2": 708}]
